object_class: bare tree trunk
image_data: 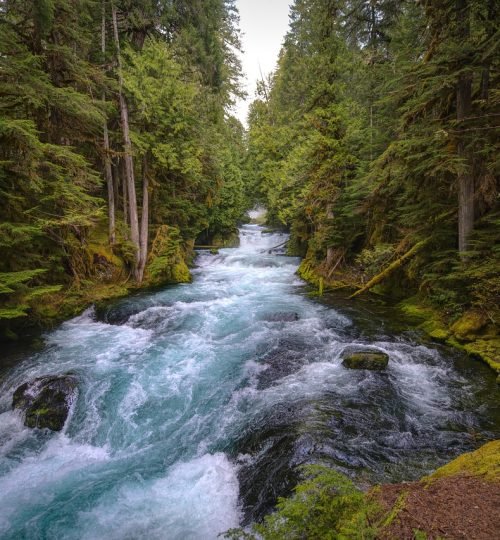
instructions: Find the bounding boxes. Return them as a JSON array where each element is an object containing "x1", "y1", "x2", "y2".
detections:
[
  {"x1": 112, "y1": 2, "x2": 140, "y2": 277},
  {"x1": 480, "y1": 0, "x2": 495, "y2": 101},
  {"x1": 102, "y1": 1, "x2": 115, "y2": 244},
  {"x1": 137, "y1": 155, "x2": 149, "y2": 283},
  {"x1": 121, "y1": 158, "x2": 128, "y2": 232},
  {"x1": 456, "y1": 0, "x2": 474, "y2": 254},
  {"x1": 326, "y1": 204, "x2": 335, "y2": 266}
]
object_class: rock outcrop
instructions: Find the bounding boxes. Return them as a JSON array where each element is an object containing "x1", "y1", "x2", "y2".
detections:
[{"x1": 13, "y1": 375, "x2": 78, "y2": 431}]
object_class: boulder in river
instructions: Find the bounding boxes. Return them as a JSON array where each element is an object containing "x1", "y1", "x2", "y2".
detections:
[
  {"x1": 342, "y1": 351, "x2": 389, "y2": 370},
  {"x1": 12, "y1": 375, "x2": 78, "y2": 431},
  {"x1": 263, "y1": 312, "x2": 300, "y2": 322}
]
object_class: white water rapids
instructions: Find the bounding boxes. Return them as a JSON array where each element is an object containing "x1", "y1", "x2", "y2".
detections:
[{"x1": 0, "y1": 225, "x2": 498, "y2": 539}]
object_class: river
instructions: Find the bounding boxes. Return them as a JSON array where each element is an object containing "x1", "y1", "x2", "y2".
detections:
[{"x1": 0, "y1": 224, "x2": 498, "y2": 539}]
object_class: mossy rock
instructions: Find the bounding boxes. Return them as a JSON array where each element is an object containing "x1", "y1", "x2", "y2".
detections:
[
  {"x1": 342, "y1": 351, "x2": 389, "y2": 370},
  {"x1": 398, "y1": 297, "x2": 436, "y2": 322},
  {"x1": 420, "y1": 319, "x2": 450, "y2": 342},
  {"x1": 451, "y1": 310, "x2": 489, "y2": 342},
  {"x1": 13, "y1": 375, "x2": 78, "y2": 431},
  {"x1": 170, "y1": 260, "x2": 191, "y2": 283}
]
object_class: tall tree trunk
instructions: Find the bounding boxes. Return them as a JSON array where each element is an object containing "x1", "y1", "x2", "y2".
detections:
[
  {"x1": 112, "y1": 3, "x2": 140, "y2": 277},
  {"x1": 326, "y1": 204, "x2": 334, "y2": 265},
  {"x1": 102, "y1": 1, "x2": 115, "y2": 244},
  {"x1": 480, "y1": 0, "x2": 495, "y2": 101},
  {"x1": 137, "y1": 155, "x2": 149, "y2": 283},
  {"x1": 121, "y1": 158, "x2": 128, "y2": 233},
  {"x1": 456, "y1": 0, "x2": 473, "y2": 254}
]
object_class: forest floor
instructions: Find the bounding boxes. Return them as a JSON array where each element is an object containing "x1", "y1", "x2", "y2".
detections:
[
  {"x1": 373, "y1": 440, "x2": 500, "y2": 539},
  {"x1": 375, "y1": 475, "x2": 500, "y2": 539}
]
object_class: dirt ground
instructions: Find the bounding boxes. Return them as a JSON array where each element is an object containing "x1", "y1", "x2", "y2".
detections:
[{"x1": 374, "y1": 475, "x2": 500, "y2": 539}]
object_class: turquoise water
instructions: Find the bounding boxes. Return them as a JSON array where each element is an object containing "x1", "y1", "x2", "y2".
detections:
[{"x1": 0, "y1": 225, "x2": 498, "y2": 538}]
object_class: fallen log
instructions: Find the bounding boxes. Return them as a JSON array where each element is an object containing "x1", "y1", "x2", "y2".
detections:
[
  {"x1": 349, "y1": 239, "x2": 429, "y2": 299},
  {"x1": 261, "y1": 240, "x2": 289, "y2": 253}
]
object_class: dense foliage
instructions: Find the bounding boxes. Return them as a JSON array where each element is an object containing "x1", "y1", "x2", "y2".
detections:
[
  {"x1": 246, "y1": 0, "x2": 499, "y2": 321},
  {"x1": 0, "y1": 0, "x2": 247, "y2": 329}
]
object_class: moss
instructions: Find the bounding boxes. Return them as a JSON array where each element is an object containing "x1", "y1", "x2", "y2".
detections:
[
  {"x1": 398, "y1": 298, "x2": 499, "y2": 373},
  {"x1": 463, "y1": 339, "x2": 500, "y2": 372},
  {"x1": 398, "y1": 297, "x2": 451, "y2": 342},
  {"x1": 171, "y1": 261, "x2": 191, "y2": 283},
  {"x1": 451, "y1": 311, "x2": 488, "y2": 342},
  {"x1": 425, "y1": 440, "x2": 500, "y2": 483},
  {"x1": 420, "y1": 319, "x2": 450, "y2": 342},
  {"x1": 30, "y1": 407, "x2": 50, "y2": 416},
  {"x1": 342, "y1": 352, "x2": 389, "y2": 370},
  {"x1": 146, "y1": 225, "x2": 192, "y2": 285},
  {"x1": 247, "y1": 465, "x2": 379, "y2": 540},
  {"x1": 378, "y1": 491, "x2": 408, "y2": 528},
  {"x1": 297, "y1": 259, "x2": 321, "y2": 286},
  {"x1": 30, "y1": 282, "x2": 131, "y2": 325},
  {"x1": 212, "y1": 231, "x2": 240, "y2": 248},
  {"x1": 398, "y1": 297, "x2": 437, "y2": 322}
]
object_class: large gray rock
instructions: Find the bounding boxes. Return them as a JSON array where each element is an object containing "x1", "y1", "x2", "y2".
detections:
[
  {"x1": 342, "y1": 351, "x2": 389, "y2": 371},
  {"x1": 12, "y1": 375, "x2": 78, "y2": 431}
]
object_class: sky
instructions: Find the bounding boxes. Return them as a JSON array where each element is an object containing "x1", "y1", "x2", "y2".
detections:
[{"x1": 234, "y1": 0, "x2": 292, "y2": 126}]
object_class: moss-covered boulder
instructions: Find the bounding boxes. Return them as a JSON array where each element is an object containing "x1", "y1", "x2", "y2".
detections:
[
  {"x1": 451, "y1": 310, "x2": 489, "y2": 342},
  {"x1": 13, "y1": 375, "x2": 78, "y2": 431},
  {"x1": 342, "y1": 351, "x2": 389, "y2": 370}
]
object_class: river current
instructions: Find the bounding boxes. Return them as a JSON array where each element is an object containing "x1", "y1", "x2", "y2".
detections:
[{"x1": 0, "y1": 225, "x2": 498, "y2": 539}]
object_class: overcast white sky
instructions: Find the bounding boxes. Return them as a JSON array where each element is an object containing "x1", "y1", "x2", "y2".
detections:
[{"x1": 233, "y1": 0, "x2": 292, "y2": 126}]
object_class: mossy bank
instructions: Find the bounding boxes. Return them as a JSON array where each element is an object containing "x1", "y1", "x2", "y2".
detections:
[
  {"x1": 226, "y1": 440, "x2": 500, "y2": 539},
  {"x1": 297, "y1": 259, "x2": 500, "y2": 376},
  {"x1": 0, "y1": 223, "x2": 195, "y2": 341}
]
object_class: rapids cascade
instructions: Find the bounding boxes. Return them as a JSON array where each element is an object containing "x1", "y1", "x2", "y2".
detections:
[{"x1": 0, "y1": 225, "x2": 498, "y2": 539}]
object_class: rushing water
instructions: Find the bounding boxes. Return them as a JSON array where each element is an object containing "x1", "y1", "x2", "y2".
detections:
[{"x1": 0, "y1": 225, "x2": 498, "y2": 539}]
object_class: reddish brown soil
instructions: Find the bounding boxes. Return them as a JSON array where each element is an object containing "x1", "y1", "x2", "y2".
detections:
[{"x1": 374, "y1": 475, "x2": 500, "y2": 539}]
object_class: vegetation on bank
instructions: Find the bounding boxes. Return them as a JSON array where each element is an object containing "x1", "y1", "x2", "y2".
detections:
[
  {"x1": 0, "y1": 0, "x2": 248, "y2": 338},
  {"x1": 245, "y1": 0, "x2": 499, "y2": 370},
  {"x1": 225, "y1": 440, "x2": 500, "y2": 539}
]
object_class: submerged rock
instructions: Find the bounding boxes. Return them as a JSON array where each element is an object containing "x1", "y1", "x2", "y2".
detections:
[
  {"x1": 342, "y1": 351, "x2": 389, "y2": 370},
  {"x1": 263, "y1": 312, "x2": 299, "y2": 322},
  {"x1": 12, "y1": 375, "x2": 78, "y2": 431}
]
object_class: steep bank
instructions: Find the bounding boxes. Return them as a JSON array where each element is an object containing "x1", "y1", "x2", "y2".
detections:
[{"x1": 297, "y1": 259, "x2": 500, "y2": 375}]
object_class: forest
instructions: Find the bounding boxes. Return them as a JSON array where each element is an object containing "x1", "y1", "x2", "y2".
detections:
[
  {"x1": 0, "y1": 0, "x2": 248, "y2": 333},
  {"x1": 245, "y1": 0, "x2": 499, "y2": 370},
  {"x1": 0, "y1": 1, "x2": 499, "y2": 538},
  {"x1": 1, "y1": 0, "x2": 498, "y2": 361}
]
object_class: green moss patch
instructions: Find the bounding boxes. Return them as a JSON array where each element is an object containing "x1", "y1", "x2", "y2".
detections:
[
  {"x1": 342, "y1": 351, "x2": 389, "y2": 370},
  {"x1": 426, "y1": 440, "x2": 500, "y2": 483}
]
